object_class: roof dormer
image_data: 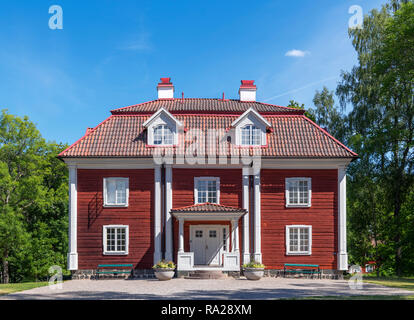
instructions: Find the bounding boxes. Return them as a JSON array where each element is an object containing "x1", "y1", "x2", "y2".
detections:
[
  {"x1": 143, "y1": 108, "x2": 183, "y2": 146},
  {"x1": 231, "y1": 108, "x2": 271, "y2": 146}
]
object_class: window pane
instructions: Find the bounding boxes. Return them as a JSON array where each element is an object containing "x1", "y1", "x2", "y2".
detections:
[
  {"x1": 195, "y1": 230, "x2": 203, "y2": 238},
  {"x1": 197, "y1": 179, "x2": 218, "y2": 203},
  {"x1": 289, "y1": 228, "x2": 298, "y2": 252},
  {"x1": 116, "y1": 180, "x2": 126, "y2": 204},
  {"x1": 154, "y1": 125, "x2": 173, "y2": 145},
  {"x1": 106, "y1": 227, "x2": 127, "y2": 253},
  {"x1": 106, "y1": 180, "x2": 116, "y2": 204},
  {"x1": 287, "y1": 179, "x2": 310, "y2": 205}
]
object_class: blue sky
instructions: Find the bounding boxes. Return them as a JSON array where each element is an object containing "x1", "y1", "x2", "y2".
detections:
[{"x1": 0, "y1": 0, "x2": 385, "y2": 144}]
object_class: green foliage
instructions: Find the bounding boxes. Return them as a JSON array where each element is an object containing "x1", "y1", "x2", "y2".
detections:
[
  {"x1": 242, "y1": 261, "x2": 265, "y2": 269},
  {"x1": 309, "y1": 87, "x2": 348, "y2": 142},
  {"x1": 286, "y1": 100, "x2": 316, "y2": 122},
  {"x1": 152, "y1": 260, "x2": 176, "y2": 269},
  {"x1": 0, "y1": 109, "x2": 68, "y2": 283},
  {"x1": 312, "y1": 0, "x2": 414, "y2": 276}
]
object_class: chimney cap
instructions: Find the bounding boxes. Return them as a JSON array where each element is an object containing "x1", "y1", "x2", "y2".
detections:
[
  {"x1": 157, "y1": 77, "x2": 173, "y2": 87},
  {"x1": 240, "y1": 80, "x2": 256, "y2": 89}
]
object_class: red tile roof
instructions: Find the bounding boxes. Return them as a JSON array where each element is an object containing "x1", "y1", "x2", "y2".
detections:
[
  {"x1": 58, "y1": 113, "x2": 357, "y2": 159},
  {"x1": 171, "y1": 203, "x2": 247, "y2": 214},
  {"x1": 111, "y1": 98, "x2": 304, "y2": 114}
]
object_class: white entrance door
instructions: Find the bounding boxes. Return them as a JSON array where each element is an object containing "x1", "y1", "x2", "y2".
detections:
[{"x1": 190, "y1": 226, "x2": 223, "y2": 266}]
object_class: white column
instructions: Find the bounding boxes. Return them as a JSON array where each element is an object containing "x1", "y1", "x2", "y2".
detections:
[
  {"x1": 67, "y1": 165, "x2": 78, "y2": 270},
  {"x1": 165, "y1": 165, "x2": 173, "y2": 261},
  {"x1": 242, "y1": 168, "x2": 250, "y2": 263},
  {"x1": 253, "y1": 171, "x2": 262, "y2": 263},
  {"x1": 154, "y1": 165, "x2": 162, "y2": 264},
  {"x1": 232, "y1": 220, "x2": 240, "y2": 253},
  {"x1": 178, "y1": 218, "x2": 184, "y2": 253},
  {"x1": 338, "y1": 166, "x2": 348, "y2": 270}
]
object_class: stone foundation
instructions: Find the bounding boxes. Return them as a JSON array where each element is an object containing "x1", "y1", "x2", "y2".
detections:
[
  {"x1": 263, "y1": 269, "x2": 344, "y2": 280},
  {"x1": 71, "y1": 269, "x2": 156, "y2": 280},
  {"x1": 72, "y1": 269, "x2": 343, "y2": 280}
]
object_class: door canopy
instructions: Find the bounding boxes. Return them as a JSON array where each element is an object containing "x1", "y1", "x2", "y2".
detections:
[{"x1": 170, "y1": 203, "x2": 247, "y2": 221}]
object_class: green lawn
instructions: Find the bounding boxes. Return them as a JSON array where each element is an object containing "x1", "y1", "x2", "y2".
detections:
[
  {"x1": 299, "y1": 276, "x2": 414, "y2": 300},
  {"x1": 363, "y1": 276, "x2": 414, "y2": 291},
  {"x1": 0, "y1": 282, "x2": 49, "y2": 296}
]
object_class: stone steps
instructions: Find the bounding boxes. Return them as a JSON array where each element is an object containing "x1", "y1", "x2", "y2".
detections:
[{"x1": 184, "y1": 270, "x2": 227, "y2": 280}]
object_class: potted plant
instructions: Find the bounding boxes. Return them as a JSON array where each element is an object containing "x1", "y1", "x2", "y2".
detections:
[
  {"x1": 152, "y1": 260, "x2": 176, "y2": 281},
  {"x1": 242, "y1": 261, "x2": 265, "y2": 280}
]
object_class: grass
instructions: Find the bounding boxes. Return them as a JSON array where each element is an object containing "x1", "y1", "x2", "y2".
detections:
[
  {"x1": 296, "y1": 276, "x2": 414, "y2": 300},
  {"x1": 363, "y1": 276, "x2": 414, "y2": 291},
  {"x1": 0, "y1": 282, "x2": 50, "y2": 296}
]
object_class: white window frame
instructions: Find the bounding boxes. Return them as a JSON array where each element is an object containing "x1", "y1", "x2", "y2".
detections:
[
  {"x1": 240, "y1": 124, "x2": 262, "y2": 146},
  {"x1": 285, "y1": 177, "x2": 312, "y2": 207},
  {"x1": 103, "y1": 225, "x2": 129, "y2": 255},
  {"x1": 194, "y1": 177, "x2": 220, "y2": 204},
  {"x1": 153, "y1": 124, "x2": 174, "y2": 146},
  {"x1": 103, "y1": 177, "x2": 129, "y2": 207},
  {"x1": 286, "y1": 225, "x2": 312, "y2": 255}
]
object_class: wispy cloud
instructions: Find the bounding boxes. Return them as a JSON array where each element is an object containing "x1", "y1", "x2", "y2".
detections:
[
  {"x1": 285, "y1": 49, "x2": 310, "y2": 58},
  {"x1": 263, "y1": 76, "x2": 338, "y2": 102},
  {"x1": 119, "y1": 32, "x2": 152, "y2": 52}
]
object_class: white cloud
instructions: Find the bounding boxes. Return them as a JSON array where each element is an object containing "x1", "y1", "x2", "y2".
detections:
[
  {"x1": 119, "y1": 32, "x2": 152, "y2": 52},
  {"x1": 285, "y1": 49, "x2": 310, "y2": 58}
]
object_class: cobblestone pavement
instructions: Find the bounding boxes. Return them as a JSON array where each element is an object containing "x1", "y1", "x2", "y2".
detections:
[{"x1": 2, "y1": 277, "x2": 412, "y2": 300}]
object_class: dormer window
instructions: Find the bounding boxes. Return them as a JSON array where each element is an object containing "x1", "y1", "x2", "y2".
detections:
[
  {"x1": 241, "y1": 125, "x2": 261, "y2": 145},
  {"x1": 143, "y1": 108, "x2": 183, "y2": 146},
  {"x1": 153, "y1": 124, "x2": 173, "y2": 145},
  {"x1": 231, "y1": 108, "x2": 271, "y2": 146}
]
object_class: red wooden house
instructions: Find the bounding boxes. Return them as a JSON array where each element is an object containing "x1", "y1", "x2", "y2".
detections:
[{"x1": 58, "y1": 78, "x2": 357, "y2": 278}]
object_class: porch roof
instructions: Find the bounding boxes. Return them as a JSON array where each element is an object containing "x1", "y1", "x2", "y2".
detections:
[{"x1": 170, "y1": 203, "x2": 247, "y2": 220}]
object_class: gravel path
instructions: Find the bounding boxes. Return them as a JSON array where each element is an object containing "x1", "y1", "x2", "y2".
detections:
[{"x1": 2, "y1": 277, "x2": 412, "y2": 300}]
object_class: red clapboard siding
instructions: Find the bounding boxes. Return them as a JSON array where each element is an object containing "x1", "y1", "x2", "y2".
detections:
[
  {"x1": 261, "y1": 169, "x2": 338, "y2": 269},
  {"x1": 172, "y1": 169, "x2": 243, "y2": 262},
  {"x1": 77, "y1": 169, "x2": 154, "y2": 269}
]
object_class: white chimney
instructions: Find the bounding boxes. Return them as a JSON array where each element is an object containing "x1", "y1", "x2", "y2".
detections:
[
  {"x1": 239, "y1": 80, "x2": 256, "y2": 102},
  {"x1": 157, "y1": 77, "x2": 174, "y2": 99}
]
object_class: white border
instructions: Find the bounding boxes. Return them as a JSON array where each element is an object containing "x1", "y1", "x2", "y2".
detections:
[
  {"x1": 194, "y1": 177, "x2": 220, "y2": 204},
  {"x1": 285, "y1": 177, "x2": 312, "y2": 208},
  {"x1": 103, "y1": 225, "x2": 129, "y2": 255},
  {"x1": 103, "y1": 177, "x2": 129, "y2": 207},
  {"x1": 285, "y1": 225, "x2": 312, "y2": 255}
]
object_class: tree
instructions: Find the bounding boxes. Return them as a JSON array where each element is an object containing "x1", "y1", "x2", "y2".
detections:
[
  {"x1": 0, "y1": 110, "x2": 68, "y2": 283},
  {"x1": 309, "y1": 87, "x2": 347, "y2": 142},
  {"x1": 286, "y1": 100, "x2": 316, "y2": 122},
  {"x1": 336, "y1": 1, "x2": 414, "y2": 276}
]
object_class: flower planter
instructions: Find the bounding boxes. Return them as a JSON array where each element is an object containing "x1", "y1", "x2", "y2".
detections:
[
  {"x1": 153, "y1": 268, "x2": 175, "y2": 281},
  {"x1": 243, "y1": 268, "x2": 264, "y2": 280}
]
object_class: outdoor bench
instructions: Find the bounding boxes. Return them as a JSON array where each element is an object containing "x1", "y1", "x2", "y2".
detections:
[
  {"x1": 96, "y1": 264, "x2": 133, "y2": 278},
  {"x1": 283, "y1": 263, "x2": 321, "y2": 279}
]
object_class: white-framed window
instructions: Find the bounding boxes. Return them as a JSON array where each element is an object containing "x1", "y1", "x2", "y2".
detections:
[
  {"x1": 286, "y1": 225, "x2": 312, "y2": 255},
  {"x1": 103, "y1": 225, "x2": 129, "y2": 255},
  {"x1": 194, "y1": 177, "x2": 220, "y2": 204},
  {"x1": 241, "y1": 125, "x2": 261, "y2": 145},
  {"x1": 153, "y1": 124, "x2": 173, "y2": 145},
  {"x1": 285, "y1": 177, "x2": 312, "y2": 207},
  {"x1": 103, "y1": 177, "x2": 129, "y2": 207}
]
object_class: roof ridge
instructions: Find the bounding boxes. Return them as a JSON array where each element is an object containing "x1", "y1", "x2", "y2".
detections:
[{"x1": 110, "y1": 98, "x2": 305, "y2": 115}]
